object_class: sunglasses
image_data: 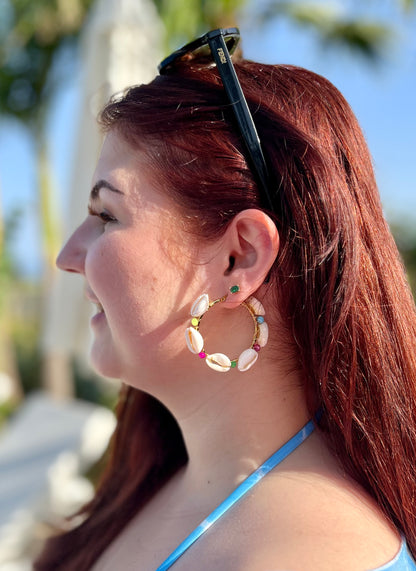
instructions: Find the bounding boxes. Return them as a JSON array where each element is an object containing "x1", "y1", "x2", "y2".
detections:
[{"x1": 158, "y1": 28, "x2": 274, "y2": 213}]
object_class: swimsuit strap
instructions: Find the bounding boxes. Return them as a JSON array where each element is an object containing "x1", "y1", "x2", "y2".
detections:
[{"x1": 155, "y1": 417, "x2": 316, "y2": 571}]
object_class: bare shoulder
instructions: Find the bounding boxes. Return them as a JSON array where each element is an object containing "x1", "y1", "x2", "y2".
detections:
[{"x1": 210, "y1": 432, "x2": 401, "y2": 571}]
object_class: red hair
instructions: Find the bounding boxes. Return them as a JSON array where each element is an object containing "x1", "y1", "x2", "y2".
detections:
[{"x1": 35, "y1": 62, "x2": 416, "y2": 569}]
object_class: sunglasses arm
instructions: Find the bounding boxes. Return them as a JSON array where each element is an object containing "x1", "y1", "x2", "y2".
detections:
[{"x1": 207, "y1": 34, "x2": 274, "y2": 212}]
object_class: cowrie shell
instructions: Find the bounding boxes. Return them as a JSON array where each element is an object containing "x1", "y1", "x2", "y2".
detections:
[
  {"x1": 246, "y1": 296, "x2": 265, "y2": 316},
  {"x1": 237, "y1": 348, "x2": 258, "y2": 372},
  {"x1": 206, "y1": 353, "x2": 231, "y2": 372},
  {"x1": 190, "y1": 294, "x2": 210, "y2": 317},
  {"x1": 185, "y1": 327, "x2": 204, "y2": 354},
  {"x1": 257, "y1": 322, "x2": 269, "y2": 347}
]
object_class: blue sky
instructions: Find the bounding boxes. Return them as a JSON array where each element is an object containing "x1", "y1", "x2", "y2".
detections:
[
  {"x1": 241, "y1": 4, "x2": 416, "y2": 217},
  {"x1": 1, "y1": 1, "x2": 415, "y2": 278}
]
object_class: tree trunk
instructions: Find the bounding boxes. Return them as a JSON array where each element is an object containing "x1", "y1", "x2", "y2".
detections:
[{"x1": 36, "y1": 139, "x2": 75, "y2": 400}]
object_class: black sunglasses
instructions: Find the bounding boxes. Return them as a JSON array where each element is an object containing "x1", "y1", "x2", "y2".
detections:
[{"x1": 158, "y1": 28, "x2": 274, "y2": 213}]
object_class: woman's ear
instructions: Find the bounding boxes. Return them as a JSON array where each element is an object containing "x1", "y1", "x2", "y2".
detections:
[{"x1": 215, "y1": 209, "x2": 279, "y2": 307}]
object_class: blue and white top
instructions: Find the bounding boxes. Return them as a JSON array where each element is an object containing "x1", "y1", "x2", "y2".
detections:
[
  {"x1": 371, "y1": 539, "x2": 416, "y2": 570},
  {"x1": 154, "y1": 418, "x2": 416, "y2": 571}
]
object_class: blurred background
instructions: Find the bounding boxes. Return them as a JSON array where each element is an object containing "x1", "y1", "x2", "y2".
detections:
[{"x1": 0, "y1": 0, "x2": 415, "y2": 568}]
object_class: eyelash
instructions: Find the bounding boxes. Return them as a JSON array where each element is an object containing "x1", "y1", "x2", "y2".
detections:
[{"x1": 88, "y1": 205, "x2": 117, "y2": 224}]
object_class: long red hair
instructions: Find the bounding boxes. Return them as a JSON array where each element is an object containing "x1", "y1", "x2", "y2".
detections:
[{"x1": 35, "y1": 62, "x2": 416, "y2": 569}]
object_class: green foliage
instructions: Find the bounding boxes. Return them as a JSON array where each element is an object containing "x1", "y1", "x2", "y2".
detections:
[
  {"x1": 0, "y1": 0, "x2": 94, "y2": 126},
  {"x1": 255, "y1": 1, "x2": 393, "y2": 60},
  {"x1": 403, "y1": 249, "x2": 416, "y2": 296},
  {"x1": 321, "y1": 20, "x2": 390, "y2": 60},
  {"x1": 73, "y1": 359, "x2": 117, "y2": 408},
  {"x1": 12, "y1": 284, "x2": 115, "y2": 405},
  {"x1": 399, "y1": 0, "x2": 416, "y2": 10},
  {"x1": 392, "y1": 224, "x2": 416, "y2": 297},
  {"x1": 38, "y1": 141, "x2": 62, "y2": 268},
  {"x1": 0, "y1": 207, "x2": 21, "y2": 315},
  {"x1": 153, "y1": 0, "x2": 247, "y2": 50},
  {"x1": 0, "y1": 400, "x2": 18, "y2": 428},
  {"x1": 12, "y1": 281, "x2": 42, "y2": 392},
  {"x1": 15, "y1": 335, "x2": 42, "y2": 394},
  {"x1": 0, "y1": 235, "x2": 10, "y2": 310},
  {"x1": 0, "y1": 252, "x2": 12, "y2": 316}
]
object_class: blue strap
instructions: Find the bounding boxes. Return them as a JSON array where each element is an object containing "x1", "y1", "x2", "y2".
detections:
[{"x1": 155, "y1": 417, "x2": 316, "y2": 571}]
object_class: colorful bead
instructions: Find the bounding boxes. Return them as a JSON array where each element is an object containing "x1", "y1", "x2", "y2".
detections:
[{"x1": 187, "y1": 293, "x2": 268, "y2": 373}]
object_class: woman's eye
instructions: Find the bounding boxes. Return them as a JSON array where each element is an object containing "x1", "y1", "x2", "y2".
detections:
[
  {"x1": 88, "y1": 205, "x2": 117, "y2": 225},
  {"x1": 98, "y1": 211, "x2": 116, "y2": 223}
]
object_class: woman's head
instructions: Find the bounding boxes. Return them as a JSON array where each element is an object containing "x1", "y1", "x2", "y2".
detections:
[
  {"x1": 96, "y1": 58, "x2": 416, "y2": 543},
  {"x1": 97, "y1": 62, "x2": 389, "y2": 377}
]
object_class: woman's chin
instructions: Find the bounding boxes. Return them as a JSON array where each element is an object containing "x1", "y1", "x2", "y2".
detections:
[{"x1": 89, "y1": 342, "x2": 122, "y2": 380}]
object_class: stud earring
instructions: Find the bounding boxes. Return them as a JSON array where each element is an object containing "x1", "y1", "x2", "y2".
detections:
[{"x1": 185, "y1": 292, "x2": 268, "y2": 373}]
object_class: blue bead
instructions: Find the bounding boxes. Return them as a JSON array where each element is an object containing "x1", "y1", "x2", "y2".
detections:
[{"x1": 256, "y1": 316, "x2": 265, "y2": 323}]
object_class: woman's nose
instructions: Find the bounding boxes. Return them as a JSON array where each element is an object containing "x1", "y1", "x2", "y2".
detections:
[{"x1": 56, "y1": 225, "x2": 87, "y2": 274}]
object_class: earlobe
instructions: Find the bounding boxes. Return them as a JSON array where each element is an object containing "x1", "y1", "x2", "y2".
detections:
[{"x1": 219, "y1": 209, "x2": 279, "y2": 306}]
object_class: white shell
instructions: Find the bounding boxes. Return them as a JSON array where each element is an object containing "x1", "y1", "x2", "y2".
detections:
[
  {"x1": 191, "y1": 294, "x2": 210, "y2": 317},
  {"x1": 237, "y1": 348, "x2": 258, "y2": 372},
  {"x1": 257, "y1": 322, "x2": 269, "y2": 347},
  {"x1": 185, "y1": 327, "x2": 204, "y2": 354},
  {"x1": 206, "y1": 353, "x2": 231, "y2": 372},
  {"x1": 246, "y1": 296, "x2": 265, "y2": 316}
]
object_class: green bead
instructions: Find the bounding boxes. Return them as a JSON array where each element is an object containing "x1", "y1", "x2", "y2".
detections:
[
  {"x1": 229, "y1": 285, "x2": 240, "y2": 294},
  {"x1": 231, "y1": 360, "x2": 237, "y2": 368}
]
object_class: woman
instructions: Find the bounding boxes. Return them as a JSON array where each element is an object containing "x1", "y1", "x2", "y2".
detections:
[{"x1": 35, "y1": 28, "x2": 416, "y2": 570}]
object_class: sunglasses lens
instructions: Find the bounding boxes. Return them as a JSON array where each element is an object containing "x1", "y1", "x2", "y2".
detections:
[
  {"x1": 178, "y1": 43, "x2": 213, "y2": 66},
  {"x1": 220, "y1": 34, "x2": 240, "y2": 54},
  {"x1": 161, "y1": 32, "x2": 240, "y2": 72}
]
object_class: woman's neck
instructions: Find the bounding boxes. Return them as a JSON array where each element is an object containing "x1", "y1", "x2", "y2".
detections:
[{"x1": 165, "y1": 360, "x2": 310, "y2": 499}]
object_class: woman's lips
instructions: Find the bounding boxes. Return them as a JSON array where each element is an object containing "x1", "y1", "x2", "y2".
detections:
[
  {"x1": 85, "y1": 287, "x2": 106, "y2": 325},
  {"x1": 94, "y1": 301, "x2": 104, "y2": 314},
  {"x1": 91, "y1": 306, "x2": 106, "y2": 327}
]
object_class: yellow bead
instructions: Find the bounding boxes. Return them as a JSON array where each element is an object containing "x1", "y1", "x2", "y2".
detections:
[{"x1": 191, "y1": 317, "x2": 199, "y2": 327}]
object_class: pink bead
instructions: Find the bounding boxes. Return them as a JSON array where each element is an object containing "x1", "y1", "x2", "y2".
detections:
[
  {"x1": 253, "y1": 344, "x2": 261, "y2": 352},
  {"x1": 198, "y1": 352, "x2": 206, "y2": 359}
]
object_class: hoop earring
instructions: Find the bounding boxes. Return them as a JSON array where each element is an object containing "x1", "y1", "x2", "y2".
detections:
[{"x1": 185, "y1": 291, "x2": 269, "y2": 373}]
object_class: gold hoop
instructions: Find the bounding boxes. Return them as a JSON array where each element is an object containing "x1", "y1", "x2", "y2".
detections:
[{"x1": 185, "y1": 293, "x2": 268, "y2": 372}]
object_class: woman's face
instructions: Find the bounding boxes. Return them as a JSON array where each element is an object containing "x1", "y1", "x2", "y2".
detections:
[{"x1": 57, "y1": 131, "x2": 206, "y2": 384}]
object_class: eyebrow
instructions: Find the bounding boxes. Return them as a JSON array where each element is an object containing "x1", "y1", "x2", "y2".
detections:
[{"x1": 90, "y1": 179, "x2": 124, "y2": 200}]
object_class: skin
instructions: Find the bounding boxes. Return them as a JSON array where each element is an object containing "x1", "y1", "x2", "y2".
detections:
[{"x1": 58, "y1": 131, "x2": 401, "y2": 570}]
